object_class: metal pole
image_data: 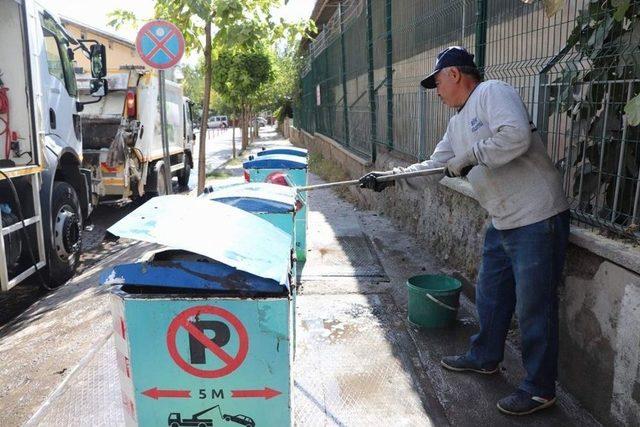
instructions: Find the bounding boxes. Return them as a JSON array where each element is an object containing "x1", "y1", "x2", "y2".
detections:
[
  {"x1": 475, "y1": 0, "x2": 488, "y2": 77},
  {"x1": 385, "y1": 0, "x2": 393, "y2": 147},
  {"x1": 418, "y1": 88, "x2": 427, "y2": 161},
  {"x1": 158, "y1": 70, "x2": 172, "y2": 194},
  {"x1": 339, "y1": 2, "x2": 350, "y2": 147},
  {"x1": 366, "y1": 0, "x2": 377, "y2": 162}
]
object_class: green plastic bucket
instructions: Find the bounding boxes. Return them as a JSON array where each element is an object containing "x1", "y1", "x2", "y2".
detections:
[{"x1": 407, "y1": 275, "x2": 462, "y2": 328}]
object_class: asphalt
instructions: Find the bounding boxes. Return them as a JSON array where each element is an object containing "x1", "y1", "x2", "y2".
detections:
[{"x1": 0, "y1": 127, "x2": 601, "y2": 426}]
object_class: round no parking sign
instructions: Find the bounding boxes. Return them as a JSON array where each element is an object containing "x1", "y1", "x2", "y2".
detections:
[
  {"x1": 166, "y1": 305, "x2": 249, "y2": 378},
  {"x1": 135, "y1": 20, "x2": 185, "y2": 70}
]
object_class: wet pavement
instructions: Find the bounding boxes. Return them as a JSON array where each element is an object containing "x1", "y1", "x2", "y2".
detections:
[{"x1": 0, "y1": 128, "x2": 601, "y2": 426}]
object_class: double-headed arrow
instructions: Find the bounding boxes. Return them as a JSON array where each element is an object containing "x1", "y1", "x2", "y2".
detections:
[
  {"x1": 142, "y1": 387, "x2": 191, "y2": 400},
  {"x1": 142, "y1": 386, "x2": 281, "y2": 400}
]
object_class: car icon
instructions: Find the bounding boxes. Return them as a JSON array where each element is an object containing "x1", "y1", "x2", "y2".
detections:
[{"x1": 222, "y1": 413, "x2": 255, "y2": 427}]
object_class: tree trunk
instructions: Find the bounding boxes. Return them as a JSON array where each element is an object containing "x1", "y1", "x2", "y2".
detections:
[
  {"x1": 249, "y1": 107, "x2": 254, "y2": 145},
  {"x1": 241, "y1": 105, "x2": 249, "y2": 151},
  {"x1": 197, "y1": 21, "x2": 212, "y2": 195},
  {"x1": 232, "y1": 112, "x2": 236, "y2": 158}
]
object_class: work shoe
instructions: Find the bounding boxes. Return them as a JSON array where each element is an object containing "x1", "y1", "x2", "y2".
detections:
[
  {"x1": 497, "y1": 389, "x2": 556, "y2": 416},
  {"x1": 440, "y1": 354, "x2": 498, "y2": 374}
]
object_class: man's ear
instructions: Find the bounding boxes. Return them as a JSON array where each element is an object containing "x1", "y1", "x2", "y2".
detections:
[{"x1": 449, "y1": 67, "x2": 462, "y2": 83}]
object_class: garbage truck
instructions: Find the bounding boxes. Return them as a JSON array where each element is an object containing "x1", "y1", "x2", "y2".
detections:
[
  {"x1": 78, "y1": 67, "x2": 195, "y2": 202},
  {"x1": 0, "y1": 0, "x2": 107, "y2": 291}
]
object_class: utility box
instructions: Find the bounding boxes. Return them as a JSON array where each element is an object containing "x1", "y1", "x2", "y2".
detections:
[
  {"x1": 103, "y1": 196, "x2": 294, "y2": 427},
  {"x1": 242, "y1": 155, "x2": 308, "y2": 261},
  {"x1": 257, "y1": 147, "x2": 308, "y2": 158}
]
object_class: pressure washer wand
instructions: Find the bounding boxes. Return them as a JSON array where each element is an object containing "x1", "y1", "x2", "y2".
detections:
[{"x1": 296, "y1": 167, "x2": 446, "y2": 192}]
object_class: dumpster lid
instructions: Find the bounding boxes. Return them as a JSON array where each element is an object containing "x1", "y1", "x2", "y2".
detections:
[
  {"x1": 203, "y1": 183, "x2": 298, "y2": 213},
  {"x1": 243, "y1": 154, "x2": 308, "y2": 169},
  {"x1": 257, "y1": 147, "x2": 308, "y2": 157},
  {"x1": 101, "y1": 249, "x2": 286, "y2": 294},
  {"x1": 107, "y1": 196, "x2": 291, "y2": 285}
]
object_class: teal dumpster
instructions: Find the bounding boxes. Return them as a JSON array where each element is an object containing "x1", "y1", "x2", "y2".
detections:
[
  {"x1": 242, "y1": 154, "x2": 308, "y2": 187},
  {"x1": 242, "y1": 155, "x2": 309, "y2": 262},
  {"x1": 257, "y1": 147, "x2": 308, "y2": 158},
  {"x1": 103, "y1": 195, "x2": 294, "y2": 427},
  {"x1": 201, "y1": 182, "x2": 304, "y2": 267}
]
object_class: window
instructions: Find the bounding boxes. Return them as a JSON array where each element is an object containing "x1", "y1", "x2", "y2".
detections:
[
  {"x1": 43, "y1": 31, "x2": 65, "y2": 83},
  {"x1": 41, "y1": 16, "x2": 77, "y2": 97}
]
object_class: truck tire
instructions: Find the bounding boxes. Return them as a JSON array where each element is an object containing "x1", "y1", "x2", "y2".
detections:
[
  {"x1": 177, "y1": 153, "x2": 191, "y2": 187},
  {"x1": 47, "y1": 182, "x2": 82, "y2": 287}
]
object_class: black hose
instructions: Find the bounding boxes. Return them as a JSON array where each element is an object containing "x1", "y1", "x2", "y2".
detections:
[{"x1": 0, "y1": 170, "x2": 54, "y2": 291}]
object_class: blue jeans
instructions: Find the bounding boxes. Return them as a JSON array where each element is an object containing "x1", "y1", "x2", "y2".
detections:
[{"x1": 467, "y1": 210, "x2": 570, "y2": 397}]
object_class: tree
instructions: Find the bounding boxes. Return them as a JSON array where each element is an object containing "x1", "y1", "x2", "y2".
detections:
[
  {"x1": 211, "y1": 48, "x2": 273, "y2": 150},
  {"x1": 109, "y1": 0, "x2": 314, "y2": 192}
]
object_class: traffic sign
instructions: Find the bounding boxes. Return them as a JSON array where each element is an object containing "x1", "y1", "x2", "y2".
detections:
[
  {"x1": 135, "y1": 20, "x2": 185, "y2": 70},
  {"x1": 166, "y1": 305, "x2": 249, "y2": 378}
]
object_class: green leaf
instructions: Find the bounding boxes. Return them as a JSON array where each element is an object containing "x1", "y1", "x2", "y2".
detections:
[
  {"x1": 612, "y1": 0, "x2": 630, "y2": 22},
  {"x1": 624, "y1": 93, "x2": 640, "y2": 126}
]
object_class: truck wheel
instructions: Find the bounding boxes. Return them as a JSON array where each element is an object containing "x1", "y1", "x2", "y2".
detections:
[
  {"x1": 47, "y1": 182, "x2": 82, "y2": 287},
  {"x1": 177, "y1": 153, "x2": 191, "y2": 187}
]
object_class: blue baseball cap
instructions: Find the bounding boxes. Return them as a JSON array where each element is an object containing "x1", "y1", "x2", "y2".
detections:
[{"x1": 421, "y1": 46, "x2": 477, "y2": 89}]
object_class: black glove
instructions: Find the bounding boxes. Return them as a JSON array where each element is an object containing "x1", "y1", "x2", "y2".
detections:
[
  {"x1": 444, "y1": 150, "x2": 477, "y2": 178},
  {"x1": 358, "y1": 172, "x2": 395, "y2": 192}
]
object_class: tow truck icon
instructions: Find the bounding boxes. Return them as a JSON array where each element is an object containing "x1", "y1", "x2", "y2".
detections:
[{"x1": 167, "y1": 406, "x2": 256, "y2": 427}]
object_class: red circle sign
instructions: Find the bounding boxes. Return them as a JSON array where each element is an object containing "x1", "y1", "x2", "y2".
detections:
[
  {"x1": 166, "y1": 305, "x2": 249, "y2": 378},
  {"x1": 136, "y1": 20, "x2": 185, "y2": 70}
]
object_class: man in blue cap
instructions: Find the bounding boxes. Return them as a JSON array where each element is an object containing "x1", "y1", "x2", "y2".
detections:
[{"x1": 359, "y1": 46, "x2": 570, "y2": 415}]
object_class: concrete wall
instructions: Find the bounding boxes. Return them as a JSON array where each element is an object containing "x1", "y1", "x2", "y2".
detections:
[{"x1": 291, "y1": 125, "x2": 640, "y2": 426}]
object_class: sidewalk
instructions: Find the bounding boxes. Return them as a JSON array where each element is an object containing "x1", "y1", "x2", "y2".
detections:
[{"x1": 4, "y1": 127, "x2": 600, "y2": 426}]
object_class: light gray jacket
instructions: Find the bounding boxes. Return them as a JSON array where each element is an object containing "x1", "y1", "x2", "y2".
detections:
[{"x1": 401, "y1": 80, "x2": 569, "y2": 230}]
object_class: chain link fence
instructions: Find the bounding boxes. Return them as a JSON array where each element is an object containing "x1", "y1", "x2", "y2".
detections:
[{"x1": 295, "y1": 0, "x2": 640, "y2": 240}]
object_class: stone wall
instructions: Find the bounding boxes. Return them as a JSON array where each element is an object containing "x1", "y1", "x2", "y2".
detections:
[{"x1": 290, "y1": 125, "x2": 640, "y2": 426}]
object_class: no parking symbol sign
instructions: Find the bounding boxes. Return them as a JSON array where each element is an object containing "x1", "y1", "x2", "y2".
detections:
[
  {"x1": 118, "y1": 298, "x2": 292, "y2": 426},
  {"x1": 136, "y1": 20, "x2": 184, "y2": 70},
  {"x1": 166, "y1": 306, "x2": 249, "y2": 378}
]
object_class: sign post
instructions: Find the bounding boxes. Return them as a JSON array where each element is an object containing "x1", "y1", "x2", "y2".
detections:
[{"x1": 136, "y1": 20, "x2": 185, "y2": 195}]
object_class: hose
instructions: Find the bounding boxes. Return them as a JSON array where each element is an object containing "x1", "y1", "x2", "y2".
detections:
[{"x1": 0, "y1": 87, "x2": 10, "y2": 159}]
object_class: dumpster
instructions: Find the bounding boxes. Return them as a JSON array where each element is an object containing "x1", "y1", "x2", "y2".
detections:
[
  {"x1": 256, "y1": 147, "x2": 308, "y2": 158},
  {"x1": 242, "y1": 154, "x2": 308, "y2": 187},
  {"x1": 103, "y1": 195, "x2": 294, "y2": 427},
  {"x1": 242, "y1": 155, "x2": 309, "y2": 262},
  {"x1": 202, "y1": 182, "x2": 305, "y2": 263}
]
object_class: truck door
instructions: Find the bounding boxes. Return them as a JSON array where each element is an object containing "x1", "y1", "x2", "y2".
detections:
[{"x1": 39, "y1": 14, "x2": 81, "y2": 153}]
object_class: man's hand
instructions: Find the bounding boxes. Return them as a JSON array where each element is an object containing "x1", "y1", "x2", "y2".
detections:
[
  {"x1": 358, "y1": 171, "x2": 395, "y2": 192},
  {"x1": 445, "y1": 150, "x2": 478, "y2": 177}
]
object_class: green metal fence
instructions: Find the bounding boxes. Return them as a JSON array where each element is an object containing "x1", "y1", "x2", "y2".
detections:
[{"x1": 296, "y1": 0, "x2": 640, "y2": 240}]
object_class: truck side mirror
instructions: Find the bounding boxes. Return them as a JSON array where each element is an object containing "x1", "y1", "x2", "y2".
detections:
[
  {"x1": 89, "y1": 78, "x2": 108, "y2": 97},
  {"x1": 89, "y1": 44, "x2": 107, "y2": 78}
]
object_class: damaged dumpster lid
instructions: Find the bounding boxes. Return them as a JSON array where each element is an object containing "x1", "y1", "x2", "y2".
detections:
[
  {"x1": 101, "y1": 249, "x2": 286, "y2": 294},
  {"x1": 107, "y1": 195, "x2": 292, "y2": 285},
  {"x1": 243, "y1": 154, "x2": 308, "y2": 170},
  {"x1": 203, "y1": 183, "x2": 298, "y2": 214},
  {"x1": 257, "y1": 147, "x2": 308, "y2": 157}
]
